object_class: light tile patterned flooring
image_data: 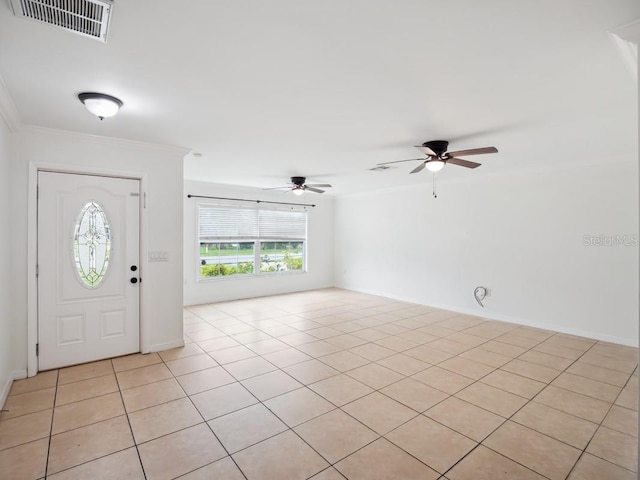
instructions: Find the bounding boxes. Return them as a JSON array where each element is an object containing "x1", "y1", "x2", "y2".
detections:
[{"x1": 1, "y1": 288, "x2": 638, "y2": 479}]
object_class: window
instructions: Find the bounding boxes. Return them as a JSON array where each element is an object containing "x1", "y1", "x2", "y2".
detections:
[
  {"x1": 198, "y1": 203, "x2": 307, "y2": 279},
  {"x1": 73, "y1": 201, "x2": 111, "y2": 288}
]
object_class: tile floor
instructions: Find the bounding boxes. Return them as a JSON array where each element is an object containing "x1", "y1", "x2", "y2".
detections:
[{"x1": 1, "y1": 288, "x2": 638, "y2": 479}]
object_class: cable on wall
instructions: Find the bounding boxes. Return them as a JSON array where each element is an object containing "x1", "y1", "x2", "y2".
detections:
[{"x1": 474, "y1": 287, "x2": 487, "y2": 307}]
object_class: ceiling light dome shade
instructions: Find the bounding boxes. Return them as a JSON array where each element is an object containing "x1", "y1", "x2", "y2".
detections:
[
  {"x1": 292, "y1": 187, "x2": 305, "y2": 196},
  {"x1": 425, "y1": 160, "x2": 445, "y2": 172},
  {"x1": 78, "y1": 92, "x2": 123, "y2": 120}
]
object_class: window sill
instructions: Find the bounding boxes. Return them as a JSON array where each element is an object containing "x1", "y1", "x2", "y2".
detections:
[{"x1": 197, "y1": 270, "x2": 307, "y2": 283}]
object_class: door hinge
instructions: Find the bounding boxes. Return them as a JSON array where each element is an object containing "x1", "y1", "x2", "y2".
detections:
[
  {"x1": 36, "y1": 343, "x2": 39, "y2": 356},
  {"x1": 36, "y1": 264, "x2": 39, "y2": 277}
]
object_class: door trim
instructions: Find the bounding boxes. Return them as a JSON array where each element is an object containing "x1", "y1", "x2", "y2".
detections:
[{"x1": 27, "y1": 162, "x2": 150, "y2": 376}]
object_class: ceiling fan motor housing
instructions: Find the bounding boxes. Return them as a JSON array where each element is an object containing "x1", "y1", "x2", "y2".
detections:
[
  {"x1": 422, "y1": 140, "x2": 449, "y2": 157},
  {"x1": 290, "y1": 176, "x2": 306, "y2": 186}
]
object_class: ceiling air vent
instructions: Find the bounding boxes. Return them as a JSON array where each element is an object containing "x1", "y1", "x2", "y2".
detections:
[
  {"x1": 9, "y1": 0, "x2": 113, "y2": 43},
  {"x1": 369, "y1": 165, "x2": 395, "y2": 172}
]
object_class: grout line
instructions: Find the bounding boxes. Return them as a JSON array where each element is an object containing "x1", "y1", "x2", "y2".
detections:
[
  {"x1": 112, "y1": 359, "x2": 148, "y2": 480},
  {"x1": 454, "y1": 443, "x2": 554, "y2": 480},
  {"x1": 566, "y1": 367, "x2": 639, "y2": 477},
  {"x1": 156, "y1": 348, "x2": 250, "y2": 480},
  {"x1": 38, "y1": 371, "x2": 144, "y2": 478},
  {"x1": 42, "y1": 369, "x2": 59, "y2": 479}
]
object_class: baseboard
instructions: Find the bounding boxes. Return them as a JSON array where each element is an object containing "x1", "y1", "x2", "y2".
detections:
[
  {"x1": 0, "y1": 369, "x2": 27, "y2": 409},
  {"x1": 183, "y1": 283, "x2": 336, "y2": 307},
  {"x1": 446, "y1": 304, "x2": 638, "y2": 347},
  {"x1": 336, "y1": 285, "x2": 638, "y2": 348},
  {"x1": 148, "y1": 339, "x2": 185, "y2": 353}
]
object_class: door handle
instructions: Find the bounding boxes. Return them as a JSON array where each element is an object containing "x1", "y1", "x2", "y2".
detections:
[{"x1": 130, "y1": 277, "x2": 138, "y2": 284}]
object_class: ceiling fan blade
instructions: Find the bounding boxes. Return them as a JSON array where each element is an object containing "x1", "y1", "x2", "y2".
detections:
[
  {"x1": 377, "y1": 158, "x2": 425, "y2": 166},
  {"x1": 414, "y1": 145, "x2": 437, "y2": 156},
  {"x1": 262, "y1": 186, "x2": 292, "y2": 190},
  {"x1": 305, "y1": 183, "x2": 332, "y2": 188},
  {"x1": 446, "y1": 146, "x2": 498, "y2": 157},
  {"x1": 304, "y1": 186, "x2": 325, "y2": 194},
  {"x1": 447, "y1": 157, "x2": 482, "y2": 168},
  {"x1": 410, "y1": 162, "x2": 426, "y2": 174}
]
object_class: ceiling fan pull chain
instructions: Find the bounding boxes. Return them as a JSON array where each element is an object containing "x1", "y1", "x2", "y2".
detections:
[{"x1": 433, "y1": 173, "x2": 437, "y2": 198}]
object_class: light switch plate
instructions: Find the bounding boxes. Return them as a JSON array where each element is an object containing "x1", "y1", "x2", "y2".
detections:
[{"x1": 149, "y1": 250, "x2": 168, "y2": 262}]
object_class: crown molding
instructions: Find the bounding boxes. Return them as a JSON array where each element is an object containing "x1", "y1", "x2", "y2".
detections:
[
  {"x1": 612, "y1": 18, "x2": 640, "y2": 44},
  {"x1": 0, "y1": 74, "x2": 22, "y2": 132},
  {"x1": 610, "y1": 19, "x2": 639, "y2": 80},
  {"x1": 21, "y1": 125, "x2": 191, "y2": 157},
  {"x1": 0, "y1": 73, "x2": 189, "y2": 155}
]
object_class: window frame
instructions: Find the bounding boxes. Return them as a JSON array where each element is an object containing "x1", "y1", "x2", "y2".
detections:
[{"x1": 196, "y1": 201, "x2": 307, "y2": 281}]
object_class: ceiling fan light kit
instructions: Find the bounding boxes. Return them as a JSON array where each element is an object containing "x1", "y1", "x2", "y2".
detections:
[{"x1": 425, "y1": 160, "x2": 445, "y2": 172}]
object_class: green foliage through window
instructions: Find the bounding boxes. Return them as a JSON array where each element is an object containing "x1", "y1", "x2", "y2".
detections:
[{"x1": 200, "y1": 262, "x2": 254, "y2": 277}]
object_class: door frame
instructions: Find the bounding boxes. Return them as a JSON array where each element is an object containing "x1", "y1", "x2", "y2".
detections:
[{"x1": 27, "y1": 161, "x2": 150, "y2": 377}]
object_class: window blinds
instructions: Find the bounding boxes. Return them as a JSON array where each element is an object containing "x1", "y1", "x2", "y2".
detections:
[
  {"x1": 199, "y1": 204, "x2": 306, "y2": 240},
  {"x1": 258, "y1": 209, "x2": 306, "y2": 238}
]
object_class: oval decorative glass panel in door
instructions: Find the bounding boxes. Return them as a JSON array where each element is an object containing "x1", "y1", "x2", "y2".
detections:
[{"x1": 73, "y1": 201, "x2": 112, "y2": 288}]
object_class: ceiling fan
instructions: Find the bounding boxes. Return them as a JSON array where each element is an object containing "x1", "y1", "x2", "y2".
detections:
[
  {"x1": 265, "y1": 176, "x2": 332, "y2": 195},
  {"x1": 378, "y1": 140, "x2": 498, "y2": 173}
]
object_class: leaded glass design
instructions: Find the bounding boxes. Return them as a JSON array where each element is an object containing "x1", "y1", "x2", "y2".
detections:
[{"x1": 73, "y1": 201, "x2": 111, "y2": 288}]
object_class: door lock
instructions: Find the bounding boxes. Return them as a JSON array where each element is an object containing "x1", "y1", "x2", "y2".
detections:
[{"x1": 130, "y1": 265, "x2": 139, "y2": 284}]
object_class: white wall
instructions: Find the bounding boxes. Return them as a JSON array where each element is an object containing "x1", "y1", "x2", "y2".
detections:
[
  {"x1": 0, "y1": 114, "x2": 16, "y2": 405},
  {"x1": 184, "y1": 180, "x2": 334, "y2": 305},
  {"x1": 12, "y1": 127, "x2": 186, "y2": 376},
  {"x1": 334, "y1": 161, "x2": 639, "y2": 346}
]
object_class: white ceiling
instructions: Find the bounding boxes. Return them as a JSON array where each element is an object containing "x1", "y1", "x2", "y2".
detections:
[{"x1": 0, "y1": 0, "x2": 638, "y2": 196}]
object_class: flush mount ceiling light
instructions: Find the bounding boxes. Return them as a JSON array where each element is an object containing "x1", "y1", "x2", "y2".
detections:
[{"x1": 78, "y1": 92, "x2": 123, "y2": 120}]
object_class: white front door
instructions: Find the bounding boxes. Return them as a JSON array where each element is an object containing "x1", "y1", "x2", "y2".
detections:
[{"x1": 37, "y1": 171, "x2": 140, "y2": 370}]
